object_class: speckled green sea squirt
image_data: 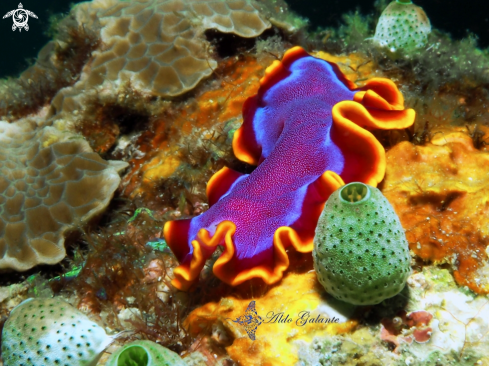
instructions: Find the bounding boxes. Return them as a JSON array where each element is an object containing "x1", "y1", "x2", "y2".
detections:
[
  {"x1": 1, "y1": 298, "x2": 115, "y2": 366},
  {"x1": 105, "y1": 340, "x2": 186, "y2": 366},
  {"x1": 313, "y1": 182, "x2": 411, "y2": 305},
  {"x1": 372, "y1": 0, "x2": 431, "y2": 53}
]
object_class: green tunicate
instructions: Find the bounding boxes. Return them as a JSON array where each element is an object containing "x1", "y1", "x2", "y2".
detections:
[
  {"x1": 340, "y1": 182, "x2": 369, "y2": 203},
  {"x1": 105, "y1": 340, "x2": 186, "y2": 366},
  {"x1": 372, "y1": 1, "x2": 431, "y2": 53},
  {"x1": 313, "y1": 182, "x2": 411, "y2": 305},
  {"x1": 1, "y1": 298, "x2": 115, "y2": 366}
]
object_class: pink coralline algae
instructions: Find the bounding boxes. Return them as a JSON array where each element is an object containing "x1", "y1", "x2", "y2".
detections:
[{"x1": 381, "y1": 310, "x2": 434, "y2": 353}]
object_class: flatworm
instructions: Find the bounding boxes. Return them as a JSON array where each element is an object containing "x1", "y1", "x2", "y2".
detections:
[{"x1": 164, "y1": 47, "x2": 415, "y2": 290}]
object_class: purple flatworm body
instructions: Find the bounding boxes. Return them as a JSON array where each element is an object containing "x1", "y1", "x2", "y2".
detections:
[{"x1": 164, "y1": 47, "x2": 415, "y2": 290}]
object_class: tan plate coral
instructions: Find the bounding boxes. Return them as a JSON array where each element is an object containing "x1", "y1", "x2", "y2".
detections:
[
  {"x1": 50, "y1": 0, "x2": 271, "y2": 116},
  {"x1": 0, "y1": 120, "x2": 127, "y2": 271}
]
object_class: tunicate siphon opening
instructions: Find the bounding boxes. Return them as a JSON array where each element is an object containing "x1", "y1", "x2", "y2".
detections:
[
  {"x1": 339, "y1": 182, "x2": 370, "y2": 204},
  {"x1": 117, "y1": 345, "x2": 149, "y2": 366}
]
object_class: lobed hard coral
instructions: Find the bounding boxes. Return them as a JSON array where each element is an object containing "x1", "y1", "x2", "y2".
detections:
[
  {"x1": 382, "y1": 127, "x2": 489, "y2": 293},
  {"x1": 50, "y1": 0, "x2": 271, "y2": 117},
  {"x1": 1, "y1": 297, "x2": 115, "y2": 366},
  {"x1": 0, "y1": 119, "x2": 127, "y2": 271},
  {"x1": 313, "y1": 182, "x2": 411, "y2": 305}
]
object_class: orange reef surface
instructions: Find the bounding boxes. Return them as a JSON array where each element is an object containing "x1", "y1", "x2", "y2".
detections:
[
  {"x1": 185, "y1": 272, "x2": 358, "y2": 366},
  {"x1": 119, "y1": 50, "x2": 379, "y2": 212},
  {"x1": 314, "y1": 51, "x2": 379, "y2": 86},
  {"x1": 122, "y1": 55, "x2": 266, "y2": 200},
  {"x1": 382, "y1": 126, "x2": 489, "y2": 293}
]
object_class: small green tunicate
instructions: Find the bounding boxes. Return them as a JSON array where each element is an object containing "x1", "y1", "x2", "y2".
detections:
[
  {"x1": 105, "y1": 340, "x2": 186, "y2": 366},
  {"x1": 313, "y1": 182, "x2": 411, "y2": 305},
  {"x1": 1, "y1": 298, "x2": 114, "y2": 366},
  {"x1": 372, "y1": 0, "x2": 431, "y2": 52}
]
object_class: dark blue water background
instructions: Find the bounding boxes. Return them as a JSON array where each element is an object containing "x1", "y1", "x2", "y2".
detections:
[
  {"x1": 0, "y1": 0, "x2": 85, "y2": 78},
  {"x1": 0, "y1": 0, "x2": 488, "y2": 79}
]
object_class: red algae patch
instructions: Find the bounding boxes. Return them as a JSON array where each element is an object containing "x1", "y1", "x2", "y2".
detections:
[
  {"x1": 382, "y1": 127, "x2": 489, "y2": 293},
  {"x1": 380, "y1": 310, "x2": 433, "y2": 353}
]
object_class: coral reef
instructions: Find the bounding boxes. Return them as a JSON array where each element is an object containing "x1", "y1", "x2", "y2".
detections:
[
  {"x1": 0, "y1": 14, "x2": 100, "y2": 121},
  {"x1": 185, "y1": 271, "x2": 359, "y2": 366},
  {"x1": 314, "y1": 182, "x2": 411, "y2": 305},
  {"x1": 58, "y1": 207, "x2": 196, "y2": 355},
  {"x1": 296, "y1": 267, "x2": 489, "y2": 366},
  {"x1": 105, "y1": 340, "x2": 186, "y2": 366},
  {"x1": 2, "y1": 0, "x2": 489, "y2": 364},
  {"x1": 50, "y1": 0, "x2": 272, "y2": 117},
  {"x1": 382, "y1": 128, "x2": 489, "y2": 293},
  {"x1": 313, "y1": 51, "x2": 379, "y2": 87},
  {"x1": 1, "y1": 297, "x2": 115, "y2": 366},
  {"x1": 120, "y1": 54, "x2": 268, "y2": 206},
  {"x1": 318, "y1": 0, "x2": 489, "y2": 126},
  {"x1": 164, "y1": 46, "x2": 415, "y2": 290},
  {"x1": 372, "y1": 0, "x2": 431, "y2": 53},
  {"x1": 181, "y1": 266, "x2": 489, "y2": 365},
  {"x1": 380, "y1": 310, "x2": 433, "y2": 353},
  {"x1": 0, "y1": 119, "x2": 127, "y2": 271}
]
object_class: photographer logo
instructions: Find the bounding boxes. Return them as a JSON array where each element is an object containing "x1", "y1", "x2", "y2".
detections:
[
  {"x1": 228, "y1": 301, "x2": 340, "y2": 341},
  {"x1": 3, "y1": 3, "x2": 38, "y2": 32}
]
